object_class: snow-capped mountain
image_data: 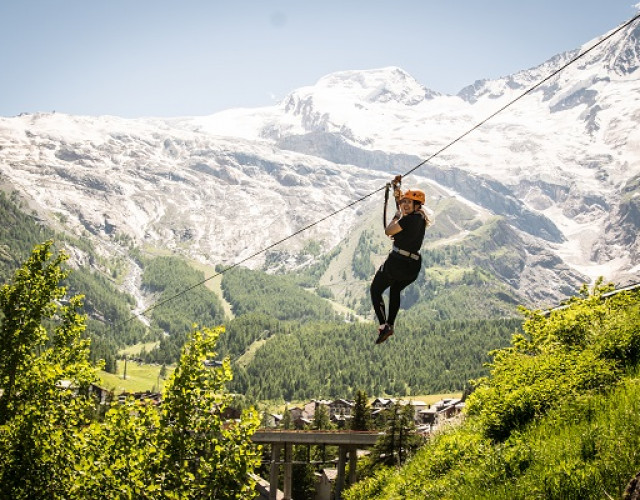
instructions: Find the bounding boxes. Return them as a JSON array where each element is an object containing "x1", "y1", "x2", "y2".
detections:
[
  {"x1": 1, "y1": 17, "x2": 639, "y2": 308},
  {"x1": 0, "y1": 112, "x2": 384, "y2": 266}
]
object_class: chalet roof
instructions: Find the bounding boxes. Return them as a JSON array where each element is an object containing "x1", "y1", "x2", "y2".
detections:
[
  {"x1": 330, "y1": 398, "x2": 354, "y2": 407},
  {"x1": 396, "y1": 399, "x2": 427, "y2": 407},
  {"x1": 371, "y1": 397, "x2": 395, "y2": 406},
  {"x1": 330, "y1": 414, "x2": 352, "y2": 421}
]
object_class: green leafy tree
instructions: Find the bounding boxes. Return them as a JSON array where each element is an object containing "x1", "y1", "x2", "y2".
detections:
[
  {"x1": 0, "y1": 243, "x2": 263, "y2": 498},
  {"x1": 0, "y1": 240, "x2": 98, "y2": 498},
  {"x1": 351, "y1": 390, "x2": 372, "y2": 431},
  {"x1": 71, "y1": 398, "x2": 162, "y2": 498},
  {"x1": 282, "y1": 405, "x2": 292, "y2": 429},
  {"x1": 72, "y1": 326, "x2": 262, "y2": 498},
  {"x1": 467, "y1": 281, "x2": 621, "y2": 441},
  {"x1": 154, "y1": 325, "x2": 262, "y2": 499}
]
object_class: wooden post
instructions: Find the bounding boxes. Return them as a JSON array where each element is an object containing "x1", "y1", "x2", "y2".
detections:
[
  {"x1": 335, "y1": 445, "x2": 347, "y2": 500},
  {"x1": 269, "y1": 444, "x2": 281, "y2": 500},
  {"x1": 283, "y1": 442, "x2": 293, "y2": 500},
  {"x1": 349, "y1": 445, "x2": 358, "y2": 485}
]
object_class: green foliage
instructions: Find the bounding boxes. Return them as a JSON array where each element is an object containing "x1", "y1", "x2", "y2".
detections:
[
  {"x1": 154, "y1": 326, "x2": 262, "y2": 498},
  {"x1": 0, "y1": 192, "x2": 151, "y2": 369},
  {"x1": 346, "y1": 282, "x2": 640, "y2": 499},
  {"x1": 72, "y1": 327, "x2": 262, "y2": 498},
  {"x1": 466, "y1": 281, "x2": 627, "y2": 441},
  {"x1": 373, "y1": 403, "x2": 421, "y2": 467},
  {"x1": 313, "y1": 404, "x2": 332, "y2": 430},
  {"x1": 352, "y1": 230, "x2": 379, "y2": 280},
  {"x1": 401, "y1": 268, "x2": 517, "y2": 319},
  {"x1": 289, "y1": 244, "x2": 341, "y2": 287},
  {"x1": 232, "y1": 318, "x2": 518, "y2": 401},
  {"x1": 0, "y1": 191, "x2": 52, "y2": 283},
  {"x1": 349, "y1": 376, "x2": 640, "y2": 500},
  {"x1": 0, "y1": 246, "x2": 261, "y2": 498},
  {"x1": 71, "y1": 399, "x2": 162, "y2": 498},
  {"x1": 140, "y1": 256, "x2": 225, "y2": 363},
  {"x1": 216, "y1": 313, "x2": 281, "y2": 359},
  {"x1": 0, "y1": 241, "x2": 98, "y2": 498},
  {"x1": 467, "y1": 348, "x2": 616, "y2": 442},
  {"x1": 351, "y1": 390, "x2": 372, "y2": 431},
  {"x1": 222, "y1": 266, "x2": 337, "y2": 321},
  {"x1": 291, "y1": 445, "x2": 317, "y2": 500}
]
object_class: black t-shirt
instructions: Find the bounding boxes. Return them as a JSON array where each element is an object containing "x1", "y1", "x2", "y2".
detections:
[{"x1": 393, "y1": 212, "x2": 426, "y2": 254}]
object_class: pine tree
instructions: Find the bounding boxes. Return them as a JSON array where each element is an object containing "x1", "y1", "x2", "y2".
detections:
[
  {"x1": 351, "y1": 389, "x2": 372, "y2": 431},
  {"x1": 313, "y1": 404, "x2": 332, "y2": 430},
  {"x1": 373, "y1": 402, "x2": 420, "y2": 467},
  {"x1": 291, "y1": 445, "x2": 316, "y2": 500},
  {"x1": 282, "y1": 405, "x2": 292, "y2": 429}
]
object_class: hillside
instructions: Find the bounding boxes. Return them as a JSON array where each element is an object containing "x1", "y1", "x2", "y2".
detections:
[
  {"x1": 0, "y1": 190, "x2": 151, "y2": 371},
  {"x1": 1, "y1": 189, "x2": 525, "y2": 399},
  {"x1": 345, "y1": 283, "x2": 640, "y2": 499}
]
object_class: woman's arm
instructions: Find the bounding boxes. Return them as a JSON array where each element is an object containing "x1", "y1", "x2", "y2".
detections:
[{"x1": 385, "y1": 212, "x2": 403, "y2": 236}]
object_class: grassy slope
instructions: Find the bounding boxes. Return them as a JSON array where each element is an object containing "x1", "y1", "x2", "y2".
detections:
[
  {"x1": 189, "y1": 260, "x2": 235, "y2": 320},
  {"x1": 98, "y1": 360, "x2": 174, "y2": 393},
  {"x1": 344, "y1": 288, "x2": 640, "y2": 499},
  {"x1": 345, "y1": 374, "x2": 640, "y2": 500}
]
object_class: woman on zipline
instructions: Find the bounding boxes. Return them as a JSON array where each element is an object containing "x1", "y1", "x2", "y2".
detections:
[{"x1": 371, "y1": 187, "x2": 431, "y2": 344}]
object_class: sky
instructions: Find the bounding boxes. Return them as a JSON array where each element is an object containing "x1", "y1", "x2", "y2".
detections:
[{"x1": 1, "y1": 1, "x2": 639, "y2": 119}]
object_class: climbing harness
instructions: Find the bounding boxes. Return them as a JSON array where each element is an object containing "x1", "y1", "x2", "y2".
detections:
[{"x1": 383, "y1": 175, "x2": 402, "y2": 229}]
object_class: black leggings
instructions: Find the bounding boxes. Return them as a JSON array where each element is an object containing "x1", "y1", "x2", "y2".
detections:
[{"x1": 370, "y1": 255, "x2": 420, "y2": 326}]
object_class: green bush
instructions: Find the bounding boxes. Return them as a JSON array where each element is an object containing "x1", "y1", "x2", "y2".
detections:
[
  {"x1": 346, "y1": 282, "x2": 640, "y2": 499},
  {"x1": 466, "y1": 282, "x2": 637, "y2": 441}
]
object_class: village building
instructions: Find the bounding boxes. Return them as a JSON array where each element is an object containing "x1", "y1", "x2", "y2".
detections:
[{"x1": 328, "y1": 398, "x2": 354, "y2": 418}]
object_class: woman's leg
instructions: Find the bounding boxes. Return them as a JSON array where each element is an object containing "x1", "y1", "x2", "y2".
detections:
[
  {"x1": 370, "y1": 268, "x2": 391, "y2": 325},
  {"x1": 387, "y1": 279, "x2": 414, "y2": 326}
]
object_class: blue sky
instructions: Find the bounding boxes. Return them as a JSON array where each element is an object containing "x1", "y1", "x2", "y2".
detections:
[{"x1": 1, "y1": 1, "x2": 638, "y2": 118}]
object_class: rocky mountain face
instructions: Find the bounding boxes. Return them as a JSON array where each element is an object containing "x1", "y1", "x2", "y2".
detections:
[
  {"x1": 1, "y1": 19, "x2": 639, "y2": 310},
  {"x1": 0, "y1": 114, "x2": 384, "y2": 267}
]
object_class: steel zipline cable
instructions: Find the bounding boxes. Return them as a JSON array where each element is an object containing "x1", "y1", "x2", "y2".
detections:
[
  {"x1": 401, "y1": 11, "x2": 640, "y2": 180},
  {"x1": 114, "y1": 12, "x2": 640, "y2": 330}
]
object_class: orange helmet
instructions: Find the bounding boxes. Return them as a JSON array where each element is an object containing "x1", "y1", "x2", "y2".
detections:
[{"x1": 401, "y1": 189, "x2": 426, "y2": 205}]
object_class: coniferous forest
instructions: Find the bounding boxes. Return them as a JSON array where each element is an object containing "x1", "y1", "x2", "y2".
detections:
[{"x1": 0, "y1": 189, "x2": 524, "y2": 401}]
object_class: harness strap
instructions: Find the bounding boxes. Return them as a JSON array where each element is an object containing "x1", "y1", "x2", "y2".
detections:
[
  {"x1": 392, "y1": 245, "x2": 420, "y2": 261},
  {"x1": 383, "y1": 175, "x2": 402, "y2": 229},
  {"x1": 383, "y1": 183, "x2": 392, "y2": 229}
]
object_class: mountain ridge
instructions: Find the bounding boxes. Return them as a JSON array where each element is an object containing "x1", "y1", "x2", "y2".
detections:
[{"x1": 2, "y1": 18, "x2": 640, "y2": 313}]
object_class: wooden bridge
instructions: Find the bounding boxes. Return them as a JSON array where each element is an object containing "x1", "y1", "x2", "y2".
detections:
[{"x1": 251, "y1": 429, "x2": 381, "y2": 500}]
